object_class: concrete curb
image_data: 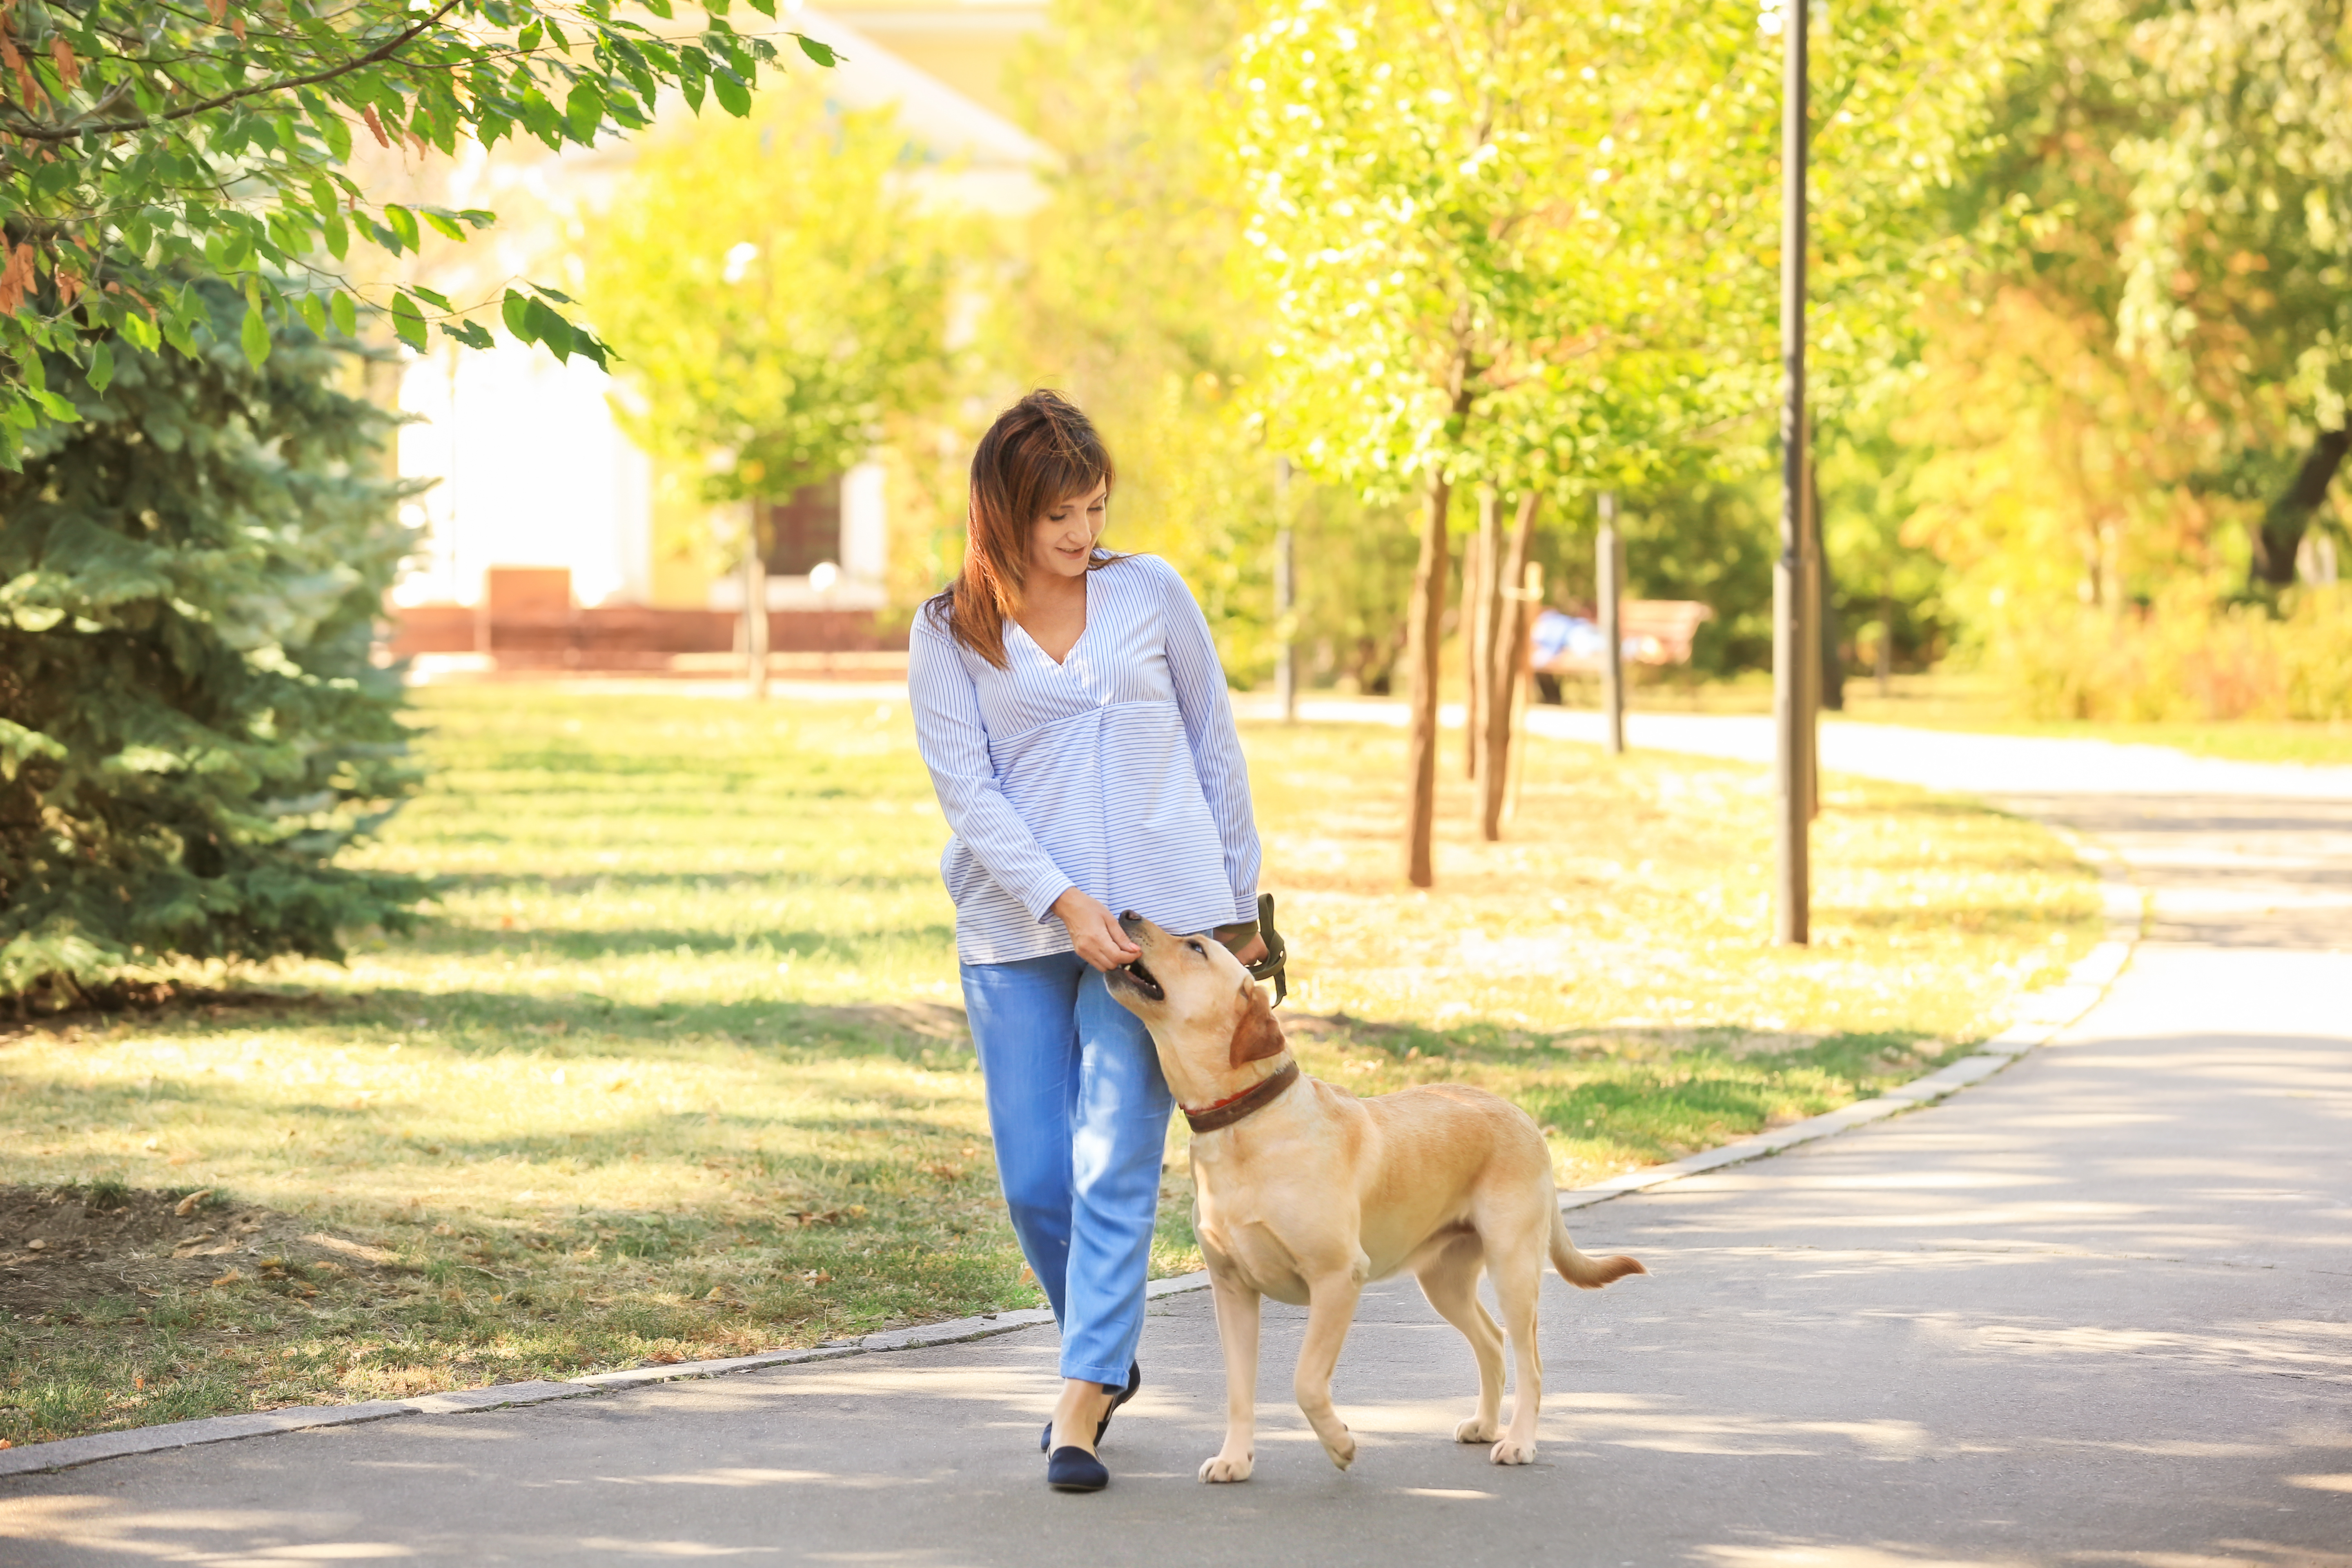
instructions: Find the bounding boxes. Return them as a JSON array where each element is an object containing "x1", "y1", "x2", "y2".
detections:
[
  {"x1": 0, "y1": 1310, "x2": 1064, "y2": 1477},
  {"x1": 0, "y1": 817, "x2": 2145, "y2": 1480}
]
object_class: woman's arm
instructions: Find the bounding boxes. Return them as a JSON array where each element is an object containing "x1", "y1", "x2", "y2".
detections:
[
  {"x1": 908, "y1": 620, "x2": 1087, "y2": 928},
  {"x1": 1157, "y1": 561, "x2": 1264, "y2": 925}
]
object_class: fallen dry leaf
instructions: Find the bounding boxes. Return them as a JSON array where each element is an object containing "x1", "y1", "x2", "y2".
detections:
[
  {"x1": 648, "y1": 1351, "x2": 684, "y2": 1365},
  {"x1": 173, "y1": 1189, "x2": 213, "y2": 1217},
  {"x1": 210, "y1": 1269, "x2": 241, "y2": 1287},
  {"x1": 302, "y1": 1234, "x2": 394, "y2": 1264}
]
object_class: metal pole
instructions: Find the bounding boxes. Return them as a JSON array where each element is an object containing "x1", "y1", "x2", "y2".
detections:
[
  {"x1": 1773, "y1": 0, "x2": 1810, "y2": 944},
  {"x1": 1799, "y1": 454, "x2": 1820, "y2": 821},
  {"x1": 1275, "y1": 458, "x2": 1297, "y2": 723},
  {"x1": 1597, "y1": 492, "x2": 1625, "y2": 755}
]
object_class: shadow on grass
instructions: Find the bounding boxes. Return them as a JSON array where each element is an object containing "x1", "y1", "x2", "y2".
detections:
[
  {"x1": 378, "y1": 921, "x2": 959, "y2": 967},
  {"x1": 423, "y1": 868, "x2": 947, "y2": 898},
  {"x1": 1826, "y1": 902, "x2": 2088, "y2": 935},
  {"x1": 1285, "y1": 1010, "x2": 1953, "y2": 1065},
  {"x1": 6, "y1": 981, "x2": 973, "y2": 1066}
]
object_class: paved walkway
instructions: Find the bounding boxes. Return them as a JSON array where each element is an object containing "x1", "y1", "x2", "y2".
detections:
[{"x1": 4, "y1": 722, "x2": 2348, "y2": 1566}]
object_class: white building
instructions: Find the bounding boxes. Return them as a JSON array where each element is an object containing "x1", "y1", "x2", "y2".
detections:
[{"x1": 389, "y1": 5, "x2": 1050, "y2": 623}]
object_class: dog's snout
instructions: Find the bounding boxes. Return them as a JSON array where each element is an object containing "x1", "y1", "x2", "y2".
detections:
[{"x1": 1118, "y1": 910, "x2": 1145, "y2": 936}]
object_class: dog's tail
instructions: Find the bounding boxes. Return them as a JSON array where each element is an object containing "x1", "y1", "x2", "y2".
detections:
[{"x1": 1549, "y1": 1209, "x2": 1647, "y2": 1289}]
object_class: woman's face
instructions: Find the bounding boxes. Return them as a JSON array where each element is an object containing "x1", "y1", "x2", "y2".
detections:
[{"x1": 1026, "y1": 481, "x2": 1109, "y2": 582}]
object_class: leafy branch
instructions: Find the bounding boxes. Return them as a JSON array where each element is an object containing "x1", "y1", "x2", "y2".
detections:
[{"x1": 0, "y1": 0, "x2": 839, "y2": 466}]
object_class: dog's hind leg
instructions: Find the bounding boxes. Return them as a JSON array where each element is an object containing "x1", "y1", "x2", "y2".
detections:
[
  {"x1": 1485, "y1": 1235, "x2": 1547, "y2": 1466},
  {"x1": 1414, "y1": 1234, "x2": 1505, "y2": 1444},
  {"x1": 1200, "y1": 1270, "x2": 1261, "y2": 1483},
  {"x1": 1294, "y1": 1259, "x2": 1370, "y2": 1470}
]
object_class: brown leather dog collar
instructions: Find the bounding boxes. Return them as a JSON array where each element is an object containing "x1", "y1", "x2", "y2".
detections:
[{"x1": 1182, "y1": 1060, "x2": 1300, "y2": 1134}]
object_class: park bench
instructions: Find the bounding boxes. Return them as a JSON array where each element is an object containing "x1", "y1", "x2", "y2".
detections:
[{"x1": 1532, "y1": 599, "x2": 1715, "y2": 676}]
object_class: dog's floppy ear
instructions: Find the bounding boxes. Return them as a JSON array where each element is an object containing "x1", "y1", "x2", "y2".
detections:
[{"x1": 1227, "y1": 981, "x2": 1287, "y2": 1069}]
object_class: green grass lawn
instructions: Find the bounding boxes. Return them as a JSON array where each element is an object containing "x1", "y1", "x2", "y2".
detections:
[{"x1": 0, "y1": 684, "x2": 2100, "y2": 1446}]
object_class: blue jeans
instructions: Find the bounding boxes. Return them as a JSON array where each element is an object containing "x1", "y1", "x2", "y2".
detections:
[{"x1": 960, "y1": 951, "x2": 1173, "y2": 1386}]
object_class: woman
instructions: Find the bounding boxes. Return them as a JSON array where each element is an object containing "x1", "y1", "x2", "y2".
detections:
[{"x1": 909, "y1": 390, "x2": 1265, "y2": 1494}]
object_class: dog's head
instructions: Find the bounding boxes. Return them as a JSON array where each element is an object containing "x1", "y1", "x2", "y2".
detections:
[{"x1": 1104, "y1": 911, "x2": 1287, "y2": 1073}]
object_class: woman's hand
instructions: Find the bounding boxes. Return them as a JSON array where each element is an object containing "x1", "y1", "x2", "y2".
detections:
[
  {"x1": 1052, "y1": 887, "x2": 1142, "y2": 972},
  {"x1": 1228, "y1": 933, "x2": 1268, "y2": 968}
]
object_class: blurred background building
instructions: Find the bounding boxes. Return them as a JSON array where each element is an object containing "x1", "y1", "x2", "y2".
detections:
[{"x1": 386, "y1": 3, "x2": 1049, "y2": 670}]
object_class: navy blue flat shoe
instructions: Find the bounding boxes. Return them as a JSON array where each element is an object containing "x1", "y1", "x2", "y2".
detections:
[
  {"x1": 1039, "y1": 1361, "x2": 1141, "y2": 1454},
  {"x1": 1047, "y1": 1445, "x2": 1109, "y2": 1492}
]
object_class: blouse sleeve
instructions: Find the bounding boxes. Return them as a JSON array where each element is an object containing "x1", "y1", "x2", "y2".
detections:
[
  {"x1": 908, "y1": 615, "x2": 1076, "y2": 924},
  {"x1": 1157, "y1": 561, "x2": 1263, "y2": 922}
]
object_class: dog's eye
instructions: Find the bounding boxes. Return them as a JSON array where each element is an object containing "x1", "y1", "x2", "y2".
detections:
[{"x1": 1187, "y1": 940, "x2": 1204, "y2": 956}]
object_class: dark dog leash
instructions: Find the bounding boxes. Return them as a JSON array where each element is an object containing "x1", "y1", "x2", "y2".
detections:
[{"x1": 1212, "y1": 892, "x2": 1288, "y2": 1007}]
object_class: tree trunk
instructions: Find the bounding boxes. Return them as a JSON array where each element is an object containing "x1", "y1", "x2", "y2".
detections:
[
  {"x1": 1473, "y1": 490, "x2": 1505, "y2": 785},
  {"x1": 1876, "y1": 588, "x2": 1893, "y2": 699},
  {"x1": 743, "y1": 540, "x2": 770, "y2": 702},
  {"x1": 1817, "y1": 514, "x2": 1844, "y2": 713},
  {"x1": 2253, "y1": 427, "x2": 2351, "y2": 588},
  {"x1": 1460, "y1": 510, "x2": 1486, "y2": 778},
  {"x1": 1404, "y1": 469, "x2": 1454, "y2": 889},
  {"x1": 738, "y1": 505, "x2": 766, "y2": 700},
  {"x1": 1480, "y1": 490, "x2": 1540, "y2": 841}
]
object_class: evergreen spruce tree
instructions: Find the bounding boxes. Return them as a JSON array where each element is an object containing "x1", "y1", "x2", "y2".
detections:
[{"x1": 0, "y1": 287, "x2": 426, "y2": 1009}]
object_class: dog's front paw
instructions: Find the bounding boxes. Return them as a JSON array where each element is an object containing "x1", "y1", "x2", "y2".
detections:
[
  {"x1": 1322, "y1": 1427, "x2": 1357, "y2": 1471},
  {"x1": 1198, "y1": 1451, "x2": 1254, "y2": 1484},
  {"x1": 1489, "y1": 1435, "x2": 1537, "y2": 1466},
  {"x1": 1453, "y1": 1417, "x2": 1501, "y2": 1444}
]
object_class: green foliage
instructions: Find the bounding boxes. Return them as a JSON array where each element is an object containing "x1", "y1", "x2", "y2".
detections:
[
  {"x1": 1233, "y1": 0, "x2": 2038, "y2": 504},
  {"x1": 1234, "y1": 0, "x2": 1718, "y2": 504},
  {"x1": 0, "y1": 284, "x2": 425, "y2": 1004},
  {"x1": 1984, "y1": 584, "x2": 2352, "y2": 722},
  {"x1": 2114, "y1": 0, "x2": 2352, "y2": 439},
  {"x1": 2109, "y1": 0, "x2": 2352, "y2": 586},
  {"x1": 0, "y1": 0, "x2": 839, "y2": 462},
  {"x1": 579, "y1": 78, "x2": 950, "y2": 543},
  {"x1": 1001, "y1": 0, "x2": 2038, "y2": 688},
  {"x1": 1914, "y1": 0, "x2": 2352, "y2": 607},
  {"x1": 998, "y1": 0, "x2": 1289, "y2": 679}
]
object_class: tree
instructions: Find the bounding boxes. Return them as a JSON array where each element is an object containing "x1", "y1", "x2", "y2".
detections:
[
  {"x1": 1235, "y1": 0, "x2": 1760, "y2": 884},
  {"x1": 577, "y1": 77, "x2": 950, "y2": 689},
  {"x1": 2109, "y1": 0, "x2": 2352, "y2": 588},
  {"x1": 0, "y1": 282, "x2": 423, "y2": 1007},
  {"x1": 0, "y1": 0, "x2": 838, "y2": 463}
]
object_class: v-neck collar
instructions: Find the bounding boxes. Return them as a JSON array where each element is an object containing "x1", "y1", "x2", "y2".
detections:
[{"x1": 1011, "y1": 582, "x2": 1090, "y2": 669}]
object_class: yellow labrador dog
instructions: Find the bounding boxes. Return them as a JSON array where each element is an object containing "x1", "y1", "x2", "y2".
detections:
[{"x1": 1106, "y1": 913, "x2": 1644, "y2": 1483}]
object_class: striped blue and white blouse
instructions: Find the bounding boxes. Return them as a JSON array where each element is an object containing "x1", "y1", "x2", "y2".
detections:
[{"x1": 909, "y1": 553, "x2": 1262, "y2": 965}]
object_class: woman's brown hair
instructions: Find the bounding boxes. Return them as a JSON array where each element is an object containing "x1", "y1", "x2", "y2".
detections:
[{"x1": 925, "y1": 390, "x2": 1118, "y2": 668}]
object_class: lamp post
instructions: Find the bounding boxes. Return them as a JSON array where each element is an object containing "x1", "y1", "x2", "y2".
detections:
[{"x1": 1772, "y1": 0, "x2": 1812, "y2": 944}]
